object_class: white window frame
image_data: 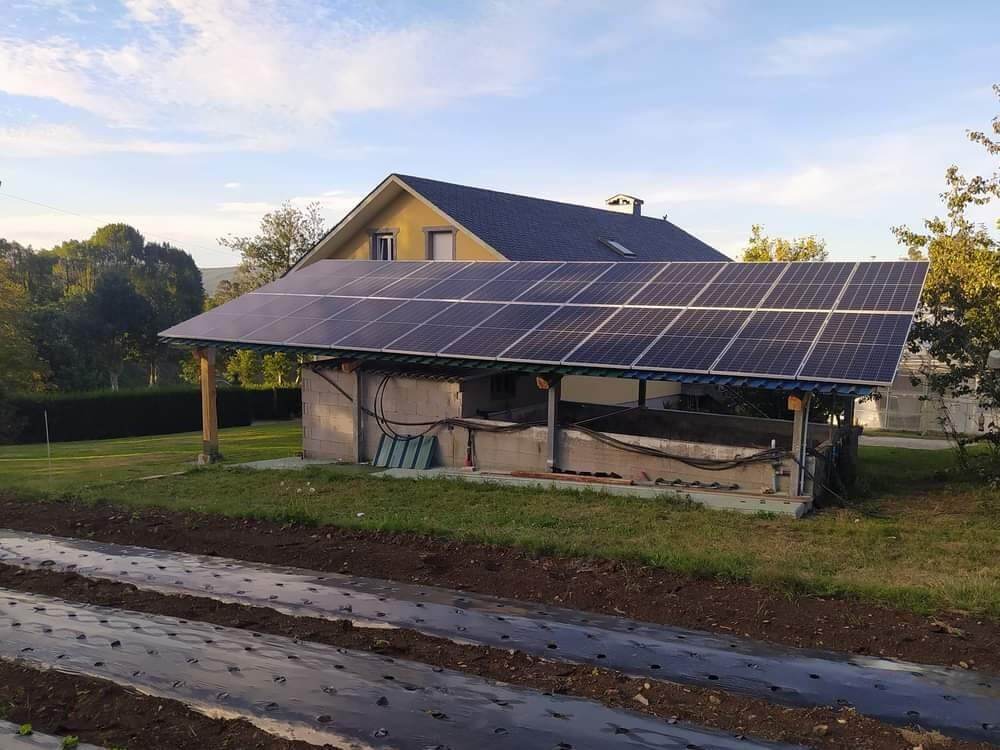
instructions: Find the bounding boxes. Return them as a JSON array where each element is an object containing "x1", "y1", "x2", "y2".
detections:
[{"x1": 370, "y1": 230, "x2": 397, "y2": 261}]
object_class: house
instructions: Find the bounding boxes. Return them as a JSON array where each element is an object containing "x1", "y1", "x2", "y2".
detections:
[{"x1": 292, "y1": 173, "x2": 730, "y2": 406}]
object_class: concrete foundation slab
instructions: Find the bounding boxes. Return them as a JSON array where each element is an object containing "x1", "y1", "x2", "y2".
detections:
[
  {"x1": 376, "y1": 468, "x2": 811, "y2": 517},
  {"x1": 231, "y1": 456, "x2": 344, "y2": 470}
]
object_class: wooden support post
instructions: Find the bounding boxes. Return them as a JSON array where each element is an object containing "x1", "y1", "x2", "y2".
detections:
[
  {"x1": 789, "y1": 392, "x2": 812, "y2": 497},
  {"x1": 353, "y1": 368, "x2": 365, "y2": 464},
  {"x1": 545, "y1": 376, "x2": 562, "y2": 470},
  {"x1": 194, "y1": 347, "x2": 220, "y2": 464},
  {"x1": 637, "y1": 380, "x2": 647, "y2": 408}
]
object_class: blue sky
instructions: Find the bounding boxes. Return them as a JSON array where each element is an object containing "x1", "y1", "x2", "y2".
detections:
[{"x1": 1, "y1": 0, "x2": 998, "y2": 266}]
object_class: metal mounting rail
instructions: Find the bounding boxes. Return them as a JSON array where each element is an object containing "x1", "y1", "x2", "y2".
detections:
[
  {"x1": 1, "y1": 529, "x2": 998, "y2": 742},
  {"x1": 0, "y1": 588, "x2": 799, "y2": 750}
]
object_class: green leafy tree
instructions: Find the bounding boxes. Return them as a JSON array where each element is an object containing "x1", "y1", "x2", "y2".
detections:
[
  {"x1": 225, "y1": 349, "x2": 262, "y2": 386},
  {"x1": 893, "y1": 84, "x2": 1000, "y2": 464},
  {"x1": 741, "y1": 224, "x2": 828, "y2": 262},
  {"x1": 84, "y1": 270, "x2": 154, "y2": 390},
  {"x1": 219, "y1": 201, "x2": 325, "y2": 289},
  {"x1": 261, "y1": 352, "x2": 297, "y2": 386},
  {"x1": 0, "y1": 257, "x2": 46, "y2": 393}
]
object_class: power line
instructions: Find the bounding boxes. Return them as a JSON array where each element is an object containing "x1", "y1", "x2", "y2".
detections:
[{"x1": 0, "y1": 188, "x2": 234, "y2": 261}]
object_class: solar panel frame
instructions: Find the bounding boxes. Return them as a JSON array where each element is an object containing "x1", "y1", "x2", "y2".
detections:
[{"x1": 159, "y1": 259, "x2": 928, "y2": 387}]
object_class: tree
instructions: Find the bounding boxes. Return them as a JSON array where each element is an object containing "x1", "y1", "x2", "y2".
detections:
[
  {"x1": 741, "y1": 224, "x2": 828, "y2": 262},
  {"x1": 225, "y1": 349, "x2": 261, "y2": 386},
  {"x1": 84, "y1": 270, "x2": 154, "y2": 390},
  {"x1": 893, "y1": 84, "x2": 1000, "y2": 466},
  {"x1": 219, "y1": 201, "x2": 325, "y2": 289},
  {"x1": 130, "y1": 242, "x2": 204, "y2": 384},
  {"x1": 0, "y1": 257, "x2": 46, "y2": 394}
]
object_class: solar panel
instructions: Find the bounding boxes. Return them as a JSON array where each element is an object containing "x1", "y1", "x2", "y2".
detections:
[
  {"x1": 836, "y1": 261, "x2": 927, "y2": 312},
  {"x1": 627, "y1": 262, "x2": 722, "y2": 306},
  {"x1": 692, "y1": 263, "x2": 786, "y2": 308},
  {"x1": 160, "y1": 260, "x2": 928, "y2": 386},
  {"x1": 713, "y1": 311, "x2": 826, "y2": 376}
]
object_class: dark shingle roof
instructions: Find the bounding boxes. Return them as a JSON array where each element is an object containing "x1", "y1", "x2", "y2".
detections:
[{"x1": 395, "y1": 174, "x2": 729, "y2": 262}]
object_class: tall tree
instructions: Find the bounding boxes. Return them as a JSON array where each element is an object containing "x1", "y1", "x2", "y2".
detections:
[
  {"x1": 893, "y1": 84, "x2": 1000, "y2": 463},
  {"x1": 83, "y1": 270, "x2": 154, "y2": 391},
  {"x1": 741, "y1": 224, "x2": 828, "y2": 262},
  {"x1": 219, "y1": 202, "x2": 325, "y2": 289},
  {"x1": 0, "y1": 257, "x2": 46, "y2": 394}
]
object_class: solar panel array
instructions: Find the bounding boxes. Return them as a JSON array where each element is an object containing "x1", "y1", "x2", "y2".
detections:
[{"x1": 162, "y1": 260, "x2": 928, "y2": 386}]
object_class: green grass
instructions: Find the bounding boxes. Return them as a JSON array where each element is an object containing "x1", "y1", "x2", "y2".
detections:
[
  {"x1": 0, "y1": 422, "x2": 302, "y2": 491},
  {"x1": 2, "y1": 425, "x2": 999, "y2": 618}
]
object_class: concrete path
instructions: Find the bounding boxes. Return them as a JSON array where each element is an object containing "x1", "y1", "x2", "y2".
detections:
[{"x1": 859, "y1": 435, "x2": 952, "y2": 450}]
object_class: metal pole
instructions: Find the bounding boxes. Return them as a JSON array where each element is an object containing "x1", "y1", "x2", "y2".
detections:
[
  {"x1": 637, "y1": 380, "x2": 647, "y2": 408},
  {"x1": 546, "y1": 377, "x2": 561, "y2": 470},
  {"x1": 44, "y1": 409, "x2": 52, "y2": 482}
]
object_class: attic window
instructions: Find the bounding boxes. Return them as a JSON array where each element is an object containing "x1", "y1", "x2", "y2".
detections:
[{"x1": 600, "y1": 238, "x2": 636, "y2": 257}]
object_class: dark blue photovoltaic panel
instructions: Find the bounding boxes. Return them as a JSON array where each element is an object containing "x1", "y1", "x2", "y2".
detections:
[
  {"x1": 836, "y1": 262, "x2": 927, "y2": 312},
  {"x1": 493, "y1": 262, "x2": 565, "y2": 281},
  {"x1": 406, "y1": 261, "x2": 473, "y2": 278},
  {"x1": 515, "y1": 281, "x2": 597, "y2": 303},
  {"x1": 692, "y1": 282, "x2": 780, "y2": 308},
  {"x1": 634, "y1": 309, "x2": 751, "y2": 371},
  {"x1": 468, "y1": 279, "x2": 549, "y2": 301},
  {"x1": 465, "y1": 304, "x2": 555, "y2": 330},
  {"x1": 628, "y1": 281, "x2": 712, "y2": 306},
  {"x1": 712, "y1": 311, "x2": 826, "y2": 376},
  {"x1": 568, "y1": 263, "x2": 667, "y2": 302},
  {"x1": 160, "y1": 307, "x2": 231, "y2": 338},
  {"x1": 290, "y1": 296, "x2": 363, "y2": 319},
  {"x1": 376, "y1": 300, "x2": 452, "y2": 323},
  {"x1": 425, "y1": 302, "x2": 506, "y2": 326},
  {"x1": 714, "y1": 338, "x2": 816, "y2": 377},
  {"x1": 201, "y1": 314, "x2": 275, "y2": 339},
  {"x1": 600, "y1": 307, "x2": 681, "y2": 336},
  {"x1": 501, "y1": 330, "x2": 593, "y2": 362},
  {"x1": 800, "y1": 343, "x2": 903, "y2": 383},
  {"x1": 635, "y1": 334, "x2": 735, "y2": 372},
  {"x1": 442, "y1": 304, "x2": 556, "y2": 357},
  {"x1": 736, "y1": 311, "x2": 826, "y2": 342},
  {"x1": 414, "y1": 278, "x2": 497, "y2": 299},
  {"x1": 290, "y1": 318, "x2": 379, "y2": 346},
  {"x1": 536, "y1": 263, "x2": 613, "y2": 282},
  {"x1": 443, "y1": 327, "x2": 536, "y2": 357},
  {"x1": 334, "y1": 321, "x2": 418, "y2": 350},
  {"x1": 692, "y1": 263, "x2": 787, "y2": 308},
  {"x1": 383, "y1": 323, "x2": 476, "y2": 354},
  {"x1": 331, "y1": 275, "x2": 407, "y2": 297},
  {"x1": 245, "y1": 316, "x2": 329, "y2": 344},
  {"x1": 565, "y1": 333, "x2": 659, "y2": 366},
  {"x1": 666, "y1": 309, "x2": 750, "y2": 338},
  {"x1": 534, "y1": 305, "x2": 617, "y2": 331},
  {"x1": 373, "y1": 275, "x2": 462, "y2": 298},
  {"x1": 759, "y1": 262, "x2": 854, "y2": 310},
  {"x1": 331, "y1": 298, "x2": 406, "y2": 321},
  {"x1": 234, "y1": 295, "x2": 313, "y2": 317},
  {"x1": 817, "y1": 313, "x2": 912, "y2": 345}
]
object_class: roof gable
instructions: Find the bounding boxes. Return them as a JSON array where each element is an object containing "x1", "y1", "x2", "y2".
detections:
[{"x1": 395, "y1": 174, "x2": 728, "y2": 263}]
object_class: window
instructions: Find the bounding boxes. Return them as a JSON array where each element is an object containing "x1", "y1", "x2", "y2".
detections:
[
  {"x1": 599, "y1": 238, "x2": 636, "y2": 257},
  {"x1": 427, "y1": 229, "x2": 455, "y2": 260},
  {"x1": 371, "y1": 232, "x2": 396, "y2": 260}
]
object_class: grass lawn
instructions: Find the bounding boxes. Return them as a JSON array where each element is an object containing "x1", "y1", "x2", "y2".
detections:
[
  {"x1": 0, "y1": 422, "x2": 302, "y2": 491},
  {"x1": 2, "y1": 424, "x2": 998, "y2": 617}
]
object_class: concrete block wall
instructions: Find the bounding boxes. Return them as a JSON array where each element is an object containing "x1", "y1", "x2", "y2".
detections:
[{"x1": 302, "y1": 368, "x2": 356, "y2": 459}]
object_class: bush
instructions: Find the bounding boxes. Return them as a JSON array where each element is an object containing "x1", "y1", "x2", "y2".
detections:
[{"x1": 2, "y1": 387, "x2": 254, "y2": 444}]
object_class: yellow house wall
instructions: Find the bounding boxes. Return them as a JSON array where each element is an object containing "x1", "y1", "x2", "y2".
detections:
[{"x1": 332, "y1": 190, "x2": 500, "y2": 261}]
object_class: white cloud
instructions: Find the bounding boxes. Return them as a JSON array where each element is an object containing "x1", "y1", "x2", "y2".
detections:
[
  {"x1": 0, "y1": 0, "x2": 724, "y2": 144},
  {"x1": 759, "y1": 25, "x2": 904, "y2": 76},
  {"x1": 223, "y1": 182, "x2": 241, "y2": 190},
  {"x1": 0, "y1": 123, "x2": 287, "y2": 157}
]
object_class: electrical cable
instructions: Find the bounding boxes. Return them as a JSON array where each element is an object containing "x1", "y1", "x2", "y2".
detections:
[{"x1": 310, "y1": 365, "x2": 790, "y2": 471}]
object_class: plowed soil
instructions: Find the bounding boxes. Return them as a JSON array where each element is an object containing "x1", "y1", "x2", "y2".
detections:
[
  {"x1": 0, "y1": 495, "x2": 995, "y2": 673},
  {"x1": 0, "y1": 562, "x2": 991, "y2": 750}
]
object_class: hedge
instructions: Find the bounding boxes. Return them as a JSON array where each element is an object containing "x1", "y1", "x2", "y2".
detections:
[{"x1": 2, "y1": 386, "x2": 301, "y2": 444}]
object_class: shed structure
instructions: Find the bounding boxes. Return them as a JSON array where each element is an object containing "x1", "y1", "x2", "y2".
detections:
[{"x1": 163, "y1": 259, "x2": 927, "y2": 517}]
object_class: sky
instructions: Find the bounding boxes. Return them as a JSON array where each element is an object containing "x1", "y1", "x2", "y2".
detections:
[{"x1": 1, "y1": 0, "x2": 998, "y2": 267}]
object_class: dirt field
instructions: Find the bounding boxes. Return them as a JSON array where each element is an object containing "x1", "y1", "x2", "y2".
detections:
[{"x1": 1, "y1": 495, "x2": 995, "y2": 674}]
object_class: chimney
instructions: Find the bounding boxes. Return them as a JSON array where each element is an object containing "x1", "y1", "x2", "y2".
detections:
[{"x1": 606, "y1": 194, "x2": 643, "y2": 216}]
